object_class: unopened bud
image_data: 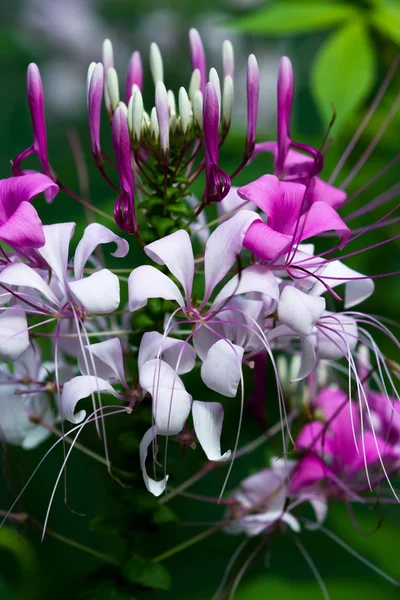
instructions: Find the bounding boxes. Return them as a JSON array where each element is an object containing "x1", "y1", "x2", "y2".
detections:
[
  {"x1": 86, "y1": 62, "x2": 96, "y2": 102},
  {"x1": 209, "y1": 68, "x2": 221, "y2": 120},
  {"x1": 193, "y1": 90, "x2": 203, "y2": 129},
  {"x1": 155, "y1": 81, "x2": 169, "y2": 157},
  {"x1": 132, "y1": 89, "x2": 144, "y2": 141},
  {"x1": 118, "y1": 101, "x2": 128, "y2": 117},
  {"x1": 107, "y1": 67, "x2": 120, "y2": 113},
  {"x1": 222, "y1": 75, "x2": 234, "y2": 128},
  {"x1": 179, "y1": 87, "x2": 191, "y2": 134},
  {"x1": 222, "y1": 40, "x2": 234, "y2": 78},
  {"x1": 150, "y1": 107, "x2": 159, "y2": 139},
  {"x1": 126, "y1": 50, "x2": 143, "y2": 103},
  {"x1": 150, "y1": 42, "x2": 164, "y2": 85},
  {"x1": 188, "y1": 28, "x2": 206, "y2": 93},
  {"x1": 188, "y1": 69, "x2": 201, "y2": 102},
  {"x1": 167, "y1": 89, "x2": 176, "y2": 115},
  {"x1": 102, "y1": 38, "x2": 114, "y2": 114}
]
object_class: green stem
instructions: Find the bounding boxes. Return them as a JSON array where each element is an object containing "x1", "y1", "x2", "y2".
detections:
[{"x1": 152, "y1": 525, "x2": 219, "y2": 563}]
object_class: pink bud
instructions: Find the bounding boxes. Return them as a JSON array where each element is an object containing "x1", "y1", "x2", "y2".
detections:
[
  {"x1": 112, "y1": 107, "x2": 137, "y2": 233},
  {"x1": 277, "y1": 56, "x2": 294, "y2": 174},
  {"x1": 189, "y1": 28, "x2": 206, "y2": 93},
  {"x1": 203, "y1": 83, "x2": 230, "y2": 203},
  {"x1": 246, "y1": 54, "x2": 259, "y2": 158},
  {"x1": 88, "y1": 63, "x2": 104, "y2": 165},
  {"x1": 126, "y1": 51, "x2": 143, "y2": 104},
  {"x1": 26, "y1": 63, "x2": 50, "y2": 175}
]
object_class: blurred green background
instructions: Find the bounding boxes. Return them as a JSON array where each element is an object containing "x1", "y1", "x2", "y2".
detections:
[{"x1": 0, "y1": 0, "x2": 400, "y2": 598}]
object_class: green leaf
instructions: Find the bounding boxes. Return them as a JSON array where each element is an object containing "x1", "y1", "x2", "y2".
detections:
[
  {"x1": 152, "y1": 505, "x2": 179, "y2": 525},
  {"x1": 371, "y1": 5, "x2": 400, "y2": 45},
  {"x1": 233, "y1": 2, "x2": 356, "y2": 35},
  {"x1": 311, "y1": 20, "x2": 375, "y2": 129},
  {"x1": 90, "y1": 515, "x2": 127, "y2": 534},
  {"x1": 122, "y1": 556, "x2": 171, "y2": 590}
]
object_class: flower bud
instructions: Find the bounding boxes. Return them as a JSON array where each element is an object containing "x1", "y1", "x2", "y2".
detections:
[
  {"x1": 107, "y1": 67, "x2": 120, "y2": 114},
  {"x1": 87, "y1": 62, "x2": 104, "y2": 165},
  {"x1": 178, "y1": 87, "x2": 191, "y2": 135},
  {"x1": 246, "y1": 54, "x2": 259, "y2": 158},
  {"x1": 86, "y1": 62, "x2": 96, "y2": 101},
  {"x1": 155, "y1": 81, "x2": 169, "y2": 158},
  {"x1": 193, "y1": 90, "x2": 203, "y2": 129},
  {"x1": 150, "y1": 42, "x2": 164, "y2": 85},
  {"x1": 189, "y1": 28, "x2": 206, "y2": 92},
  {"x1": 167, "y1": 89, "x2": 176, "y2": 116},
  {"x1": 26, "y1": 63, "x2": 50, "y2": 176},
  {"x1": 277, "y1": 56, "x2": 294, "y2": 174},
  {"x1": 131, "y1": 89, "x2": 144, "y2": 142},
  {"x1": 112, "y1": 106, "x2": 137, "y2": 233},
  {"x1": 222, "y1": 75, "x2": 234, "y2": 129},
  {"x1": 209, "y1": 68, "x2": 221, "y2": 121},
  {"x1": 222, "y1": 40, "x2": 234, "y2": 78},
  {"x1": 102, "y1": 38, "x2": 114, "y2": 114},
  {"x1": 118, "y1": 101, "x2": 128, "y2": 117},
  {"x1": 126, "y1": 51, "x2": 143, "y2": 103},
  {"x1": 188, "y1": 69, "x2": 201, "y2": 102},
  {"x1": 150, "y1": 107, "x2": 159, "y2": 140}
]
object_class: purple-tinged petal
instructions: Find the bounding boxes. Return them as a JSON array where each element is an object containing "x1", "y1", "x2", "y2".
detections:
[
  {"x1": 277, "y1": 286, "x2": 325, "y2": 337},
  {"x1": 69, "y1": 269, "x2": 120, "y2": 314},
  {"x1": 0, "y1": 310, "x2": 30, "y2": 363},
  {"x1": 350, "y1": 432, "x2": 399, "y2": 475},
  {"x1": 0, "y1": 262, "x2": 58, "y2": 305},
  {"x1": 246, "y1": 54, "x2": 259, "y2": 158},
  {"x1": 138, "y1": 331, "x2": 196, "y2": 375},
  {"x1": 139, "y1": 359, "x2": 192, "y2": 435},
  {"x1": 0, "y1": 173, "x2": 58, "y2": 223},
  {"x1": 291, "y1": 337, "x2": 317, "y2": 382},
  {"x1": 296, "y1": 201, "x2": 350, "y2": 247},
  {"x1": 155, "y1": 81, "x2": 169, "y2": 159},
  {"x1": 296, "y1": 421, "x2": 334, "y2": 456},
  {"x1": 126, "y1": 51, "x2": 143, "y2": 103},
  {"x1": 140, "y1": 426, "x2": 168, "y2": 497},
  {"x1": 290, "y1": 455, "x2": 331, "y2": 493},
  {"x1": 317, "y1": 312, "x2": 358, "y2": 360},
  {"x1": 145, "y1": 230, "x2": 194, "y2": 304},
  {"x1": 212, "y1": 264, "x2": 279, "y2": 310},
  {"x1": 201, "y1": 339, "x2": 244, "y2": 398},
  {"x1": 112, "y1": 106, "x2": 137, "y2": 233},
  {"x1": 217, "y1": 186, "x2": 256, "y2": 219},
  {"x1": 83, "y1": 338, "x2": 126, "y2": 386},
  {"x1": 0, "y1": 202, "x2": 45, "y2": 248},
  {"x1": 192, "y1": 400, "x2": 231, "y2": 461},
  {"x1": 203, "y1": 209, "x2": 261, "y2": 302},
  {"x1": 222, "y1": 40, "x2": 234, "y2": 79},
  {"x1": 38, "y1": 222, "x2": 75, "y2": 286},
  {"x1": 276, "y1": 56, "x2": 294, "y2": 174},
  {"x1": 61, "y1": 375, "x2": 117, "y2": 424},
  {"x1": 128, "y1": 265, "x2": 185, "y2": 312},
  {"x1": 87, "y1": 62, "x2": 104, "y2": 165},
  {"x1": 309, "y1": 177, "x2": 346, "y2": 208},
  {"x1": 309, "y1": 260, "x2": 374, "y2": 309},
  {"x1": 189, "y1": 28, "x2": 206, "y2": 92},
  {"x1": 26, "y1": 63, "x2": 50, "y2": 175},
  {"x1": 74, "y1": 223, "x2": 129, "y2": 280},
  {"x1": 243, "y1": 221, "x2": 293, "y2": 262}
]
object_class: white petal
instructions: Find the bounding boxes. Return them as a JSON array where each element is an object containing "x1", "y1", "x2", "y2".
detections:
[
  {"x1": 144, "y1": 230, "x2": 194, "y2": 302},
  {"x1": 278, "y1": 286, "x2": 325, "y2": 336},
  {"x1": 139, "y1": 359, "x2": 192, "y2": 434},
  {"x1": 212, "y1": 265, "x2": 279, "y2": 309},
  {"x1": 74, "y1": 223, "x2": 129, "y2": 280},
  {"x1": 309, "y1": 260, "x2": 374, "y2": 308},
  {"x1": 38, "y1": 223, "x2": 76, "y2": 286},
  {"x1": 0, "y1": 262, "x2": 58, "y2": 305},
  {"x1": 203, "y1": 210, "x2": 261, "y2": 302},
  {"x1": 192, "y1": 400, "x2": 231, "y2": 462},
  {"x1": 83, "y1": 338, "x2": 126, "y2": 385},
  {"x1": 0, "y1": 310, "x2": 30, "y2": 362},
  {"x1": 138, "y1": 331, "x2": 196, "y2": 375},
  {"x1": 281, "y1": 512, "x2": 301, "y2": 532},
  {"x1": 291, "y1": 337, "x2": 317, "y2": 382},
  {"x1": 140, "y1": 426, "x2": 168, "y2": 497},
  {"x1": 201, "y1": 340, "x2": 244, "y2": 397},
  {"x1": 69, "y1": 269, "x2": 120, "y2": 314},
  {"x1": 128, "y1": 265, "x2": 184, "y2": 312},
  {"x1": 61, "y1": 375, "x2": 116, "y2": 423},
  {"x1": 217, "y1": 186, "x2": 256, "y2": 218},
  {"x1": 317, "y1": 312, "x2": 358, "y2": 359},
  {"x1": 193, "y1": 325, "x2": 222, "y2": 361},
  {"x1": 0, "y1": 385, "x2": 32, "y2": 445}
]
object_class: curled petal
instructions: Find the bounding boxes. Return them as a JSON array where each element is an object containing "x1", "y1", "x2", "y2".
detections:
[
  {"x1": 83, "y1": 338, "x2": 126, "y2": 385},
  {"x1": 201, "y1": 340, "x2": 244, "y2": 398},
  {"x1": 128, "y1": 265, "x2": 185, "y2": 312},
  {"x1": 74, "y1": 223, "x2": 129, "y2": 280},
  {"x1": 0, "y1": 262, "x2": 58, "y2": 305},
  {"x1": 309, "y1": 260, "x2": 374, "y2": 309},
  {"x1": 138, "y1": 331, "x2": 196, "y2": 375},
  {"x1": 145, "y1": 230, "x2": 194, "y2": 303},
  {"x1": 291, "y1": 337, "x2": 317, "y2": 382},
  {"x1": 61, "y1": 375, "x2": 117, "y2": 424},
  {"x1": 192, "y1": 401, "x2": 231, "y2": 461},
  {"x1": 38, "y1": 222, "x2": 76, "y2": 286},
  {"x1": 140, "y1": 426, "x2": 168, "y2": 497},
  {"x1": 69, "y1": 269, "x2": 120, "y2": 314}
]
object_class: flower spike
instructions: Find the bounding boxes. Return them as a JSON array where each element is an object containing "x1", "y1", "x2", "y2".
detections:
[{"x1": 112, "y1": 107, "x2": 138, "y2": 234}]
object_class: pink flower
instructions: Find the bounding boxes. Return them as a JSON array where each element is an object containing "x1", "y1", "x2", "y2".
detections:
[
  {"x1": 0, "y1": 174, "x2": 58, "y2": 248},
  {"x1": 239, "y1": 174, "x2": 350, "y2": 262}
]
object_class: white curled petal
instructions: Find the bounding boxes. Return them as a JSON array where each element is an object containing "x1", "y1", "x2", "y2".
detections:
[
  {"x1": 281, "y1": 512, "x2": 301, "y2": 533},
  {"x1": 291, "y1": 337, "x2": 317, "y2": 382},
  {"x1": 138, "y1": 331, "x2": 196, "y2": 375},
  {"x1": 128, "y1": 265, "x2": 184, "y2": 312},
  {"x1": 317, "y1": 312, "x2": 358, "y2": 359},
  {"x1": 0, "y1": 310, "x2": 30, "y2": 362},
  {"x1": 74, "y1": 223, "x2": 129, "y2": 280},
  {"x1": 203, "y1": 210, "x2": 261, "y2": 302},
  {"x1": 201, "y1": 340, "x2": 244, "y2": 397},
  {"x1": 278, "y1": 286, "x2": 325, "y2": 336},
  {"x1": 144, "y1": 230, "x2": 194, "y2": 302},
  {"x1": 212, "y1": 265, "x2": 279, "y2": 309},
  {"x1": 38, "y1": 223, "x2": 76, "y2": 285},
  {"x1": 0, "y1": 262, "x2": 58, "y2": 305},
  {"x1": 139, "y1": 359, "x2": 192, "y2": 434},
  {"x1": 140, "y1": 426, "x2": 168, "y2": 497},
  {"x1": 69, "y1": 269, "x2": 120, "y2": 314},
  {"x1": 83, "y1": 338, "x2": 126, "y2": 385},
  {"x1": 192, "y1": 401, "x2": 231, "y2": 462},
  {"x1": 310, "y1": 260, "x2": 374, "y2": 308},
  {"x1": 61, "y1": 375, "x2": 116, "y2": 424}
]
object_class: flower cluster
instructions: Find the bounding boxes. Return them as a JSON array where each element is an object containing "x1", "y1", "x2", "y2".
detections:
[{"x1": 1, "y1": 28, "x2": 399, "y2": 596}]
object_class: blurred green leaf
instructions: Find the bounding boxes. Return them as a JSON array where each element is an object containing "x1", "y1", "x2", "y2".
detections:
[
  {"x1": 122, "y1": 555, "x2": 171, "y2": 590},
  {"x1": 311, "y1": 20, "x2": 375, "y2": 129},
  {"x1": 371, "y1": 4, "x2": 400, "y2": 45},
  {"x1": 233, "y1": 2, "x2": 356, "y2": 35},
  {"x1": 0, "y1": 527, "x2": 39, "y2": 600},
  {"x1": 152, "y1": 505, "x2": 179, "y2": 525}
]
